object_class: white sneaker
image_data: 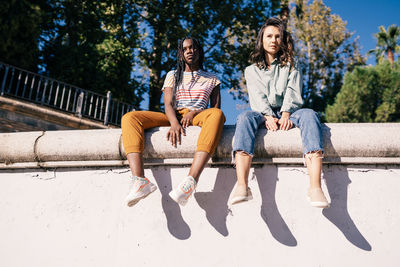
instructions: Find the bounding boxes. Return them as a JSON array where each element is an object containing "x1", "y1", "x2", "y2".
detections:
[
  {"x1": 169, "y1": 176, "x2": 197, "y2": 206},
  {"x1": 126, "y1": 176, "x2": 157, "y2": 207}
]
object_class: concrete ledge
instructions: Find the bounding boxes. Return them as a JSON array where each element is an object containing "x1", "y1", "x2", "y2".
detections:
[
  {"x1": 0, "y1": 131, "x2": 44, "y2": 163},
  {"x1": 1, "y1": 123, "x2": 400, "y2": 168}
]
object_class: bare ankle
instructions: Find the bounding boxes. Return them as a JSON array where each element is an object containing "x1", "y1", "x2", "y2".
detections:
[{"x1": 237, "y1": 182, "x2": 247, "y2": 187}]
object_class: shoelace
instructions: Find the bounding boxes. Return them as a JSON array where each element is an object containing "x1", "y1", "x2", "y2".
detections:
[
  {"x1": 131, "y1": 176, "x2": 149, "y2": 191},
  {"x1": 181, "y1": 178, "x2": 196, "y2": 194}
]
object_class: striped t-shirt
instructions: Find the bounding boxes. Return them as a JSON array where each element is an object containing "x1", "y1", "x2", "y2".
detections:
[{"x1": 162, "y1": 70, "x2": 221, "y2": 110}]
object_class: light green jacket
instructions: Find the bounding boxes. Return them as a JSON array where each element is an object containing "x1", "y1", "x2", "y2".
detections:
[{"x1": 244, "y1": 59, "x2": 303, "y2": 116}]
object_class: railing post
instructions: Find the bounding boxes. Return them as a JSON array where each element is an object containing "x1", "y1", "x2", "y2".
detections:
[
  {"x1": 1, "y1": 66, "x2": 9, "y2": 96},
  {"x1": 104, "y1": 91, "x2": 112, "y2": 125},
  {"x1": 75, "y1": 91, "x2": 84, "y2": 118}
]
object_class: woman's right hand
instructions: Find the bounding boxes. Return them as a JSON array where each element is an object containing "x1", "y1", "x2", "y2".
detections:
[
  {"x1": 264, "y1": 115, "x2": 279, "y2": 131},
  {"x1": 167, "y1": 122, "x2": 186, "y2": 147}
]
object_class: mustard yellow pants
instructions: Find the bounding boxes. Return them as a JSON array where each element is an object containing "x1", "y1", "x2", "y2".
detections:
[{"x1": 121, "y1": 108, "x2": 226, "y2": 155}]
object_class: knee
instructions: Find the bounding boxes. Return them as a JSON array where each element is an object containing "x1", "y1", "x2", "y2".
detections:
[
  {"x1": 208, "y1": 108, "x2": 226, "y2": 122},
  {"x1": 300, "y1": 109, "x2": 319, "y2": 121},
  {"x1": 121, "y1": 111, "x2": 139, "y2": 127},
  {"x1": 121, "y1": 112, "x2": 131, "y2": 126},
  {"x1": 236, "y1": 110, "x2": 258, "y2": 125}
]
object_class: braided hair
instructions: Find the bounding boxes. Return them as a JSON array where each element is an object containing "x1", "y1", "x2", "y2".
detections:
[{"x1": 172, "y1": 37, "x2": 204, "y2": 106}]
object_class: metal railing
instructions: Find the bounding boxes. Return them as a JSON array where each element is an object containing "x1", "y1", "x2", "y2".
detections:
[{"x1": 0, "y1": 62, "x2": 135, "y2": 126}]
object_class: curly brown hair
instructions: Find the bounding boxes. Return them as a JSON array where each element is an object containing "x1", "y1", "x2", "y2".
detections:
[{"x1": 250, "y1": 17, "x2": 294, "y2": 68}]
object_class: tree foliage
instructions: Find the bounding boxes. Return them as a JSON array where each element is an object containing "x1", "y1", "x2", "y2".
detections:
[
  {"x1": 41, "y1": 0, "x2": 142, "y2": 106},
  {"x1": 368, "y1": 24, "x2": 400, "y2": 65},
  {"x1": 132, "y1": 0, "x2": 280, "y2": 111},
  {"x1": 0, "y1": 0, "x2": 50, "y2": 71},
  {"x1": 326, "y1": 61, "x2": 400, "y2": 122},
  {"x1": 37, "y1": 0, "x2": 280, "y2": 110},
  {"x1": 373, "y1": 60, "x2": 400, "y2": 122},
  {"x1": 5, "y1": 0, "x2": 369, "y2": 116},
  {"x1": 287, "y1": 0, "x2": 365, "y2": 116}
]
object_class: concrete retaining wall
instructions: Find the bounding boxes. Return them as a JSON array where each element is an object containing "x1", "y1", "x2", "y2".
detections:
[
  {"x1": 1, "y1": 165, "x2": 399, "y2": 267},
  {"x1": 0, "y1": 124, "x2": 399, "y2": 266},
  {"x1": 1, "y1": 123, "x2": 400, "y2": 168}
]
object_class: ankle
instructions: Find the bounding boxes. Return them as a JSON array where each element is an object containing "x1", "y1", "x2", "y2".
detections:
[
  {"x1": 237, "y1": 182, "x2": 248, "y2": 188},
  {"x1": 183, "y1": 176, "x2": 197, "y2": 188},
  {"x1": 131, "y1": 174, "x2": 145, "y2": 179},
  {"x1": 188, "y1": 173, "x2": 199, "y2": 182},
  {"x1": 133, "y1": 176, "x2": 149, "y2": 184}
]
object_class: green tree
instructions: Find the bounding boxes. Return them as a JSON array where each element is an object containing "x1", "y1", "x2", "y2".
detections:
[
  {"x1": 325, "y1": 67, "x2": 381, "y2": 122},
  {"x1": 374, "y1": 61, "x2": 400, "y2": 121},
  {"x1": 0, "y1": 0, "x2": 50, "y2": 70},
  {"x1": 287, "y1": 0, "x2": 365, "y2": 115},
  {"x1": 368, "y1": 25, "x2": 400, "y2": 65},
  {"x1": 41, "y1": 0, "x2": 142, "y2": 106},
  {"x1": 326, "y1": 61, "x2": 400, "y2": 122},
  {"x1": 132, "y1": 0, "x2": 280, "y2": 111},
  {"x1": 40, "y1": 0, "x2": 280, "y2": 110}
]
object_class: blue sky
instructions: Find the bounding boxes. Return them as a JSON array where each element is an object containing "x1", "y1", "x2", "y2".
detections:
[
  {"x1": 324, "y1": 0, "x2": 400, "y2": 65},
  {"x1": 220, "y1": 0, "x2": 400, "y2": 125}
]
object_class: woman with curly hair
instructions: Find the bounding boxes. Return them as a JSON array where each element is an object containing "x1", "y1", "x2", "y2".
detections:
[{"x1": 230, "y1": 17, "x2": 329, "y2": 208}]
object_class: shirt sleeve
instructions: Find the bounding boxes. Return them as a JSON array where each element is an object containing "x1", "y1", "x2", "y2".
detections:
[
  {"x1": 245, "y1": 65, "x2": 274, "y2": 116},
  {"x1": 214, "y1": 75, "x2": 221, "y2": 88},
  {"x1": 281, "y1": 65, "x2": 304, "y2": 113},
  {"x1": 162, "y1": 71, "x2": 175, "y2": 91}
]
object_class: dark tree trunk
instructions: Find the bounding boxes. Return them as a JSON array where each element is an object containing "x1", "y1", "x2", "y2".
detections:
[
  {"x1": 387, "y1": 48, "x2": 394, "y2": 66},
  {"x1": 148, "y1": 23, "x2": 165, "y2": 112}
]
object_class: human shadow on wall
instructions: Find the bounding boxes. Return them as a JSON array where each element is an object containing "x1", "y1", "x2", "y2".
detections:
[
  {"x1": 254, "y1": 166, "x2": 297, "y2": 246},
  {"x1": 322, "y1": 166, "x2": 372, "y2": 251},
  {"x1": 194, "y1": 168, "x2": 236, "y2": 236},
  {"x1": 321, "y1": 125, "x2": 371, "y2": 251},
  {"x1": 151, "y1": 168, "x2": 191, "y2": 240}
]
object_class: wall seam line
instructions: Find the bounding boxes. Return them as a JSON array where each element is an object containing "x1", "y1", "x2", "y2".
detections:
[
  {"x1": 118, "y1": 134, "x2": 124, "y2": 160},
  {"x1": 33, "y1": 131, "x2": 46, "y2": 165}
]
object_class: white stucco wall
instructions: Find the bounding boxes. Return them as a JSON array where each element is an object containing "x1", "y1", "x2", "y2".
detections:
[
  {"x1": 1, "y1": 125, "x2": 399, "y2": 266},
  {"x1": 1, "y1": 164, "x2": 399, "y2": 267}
]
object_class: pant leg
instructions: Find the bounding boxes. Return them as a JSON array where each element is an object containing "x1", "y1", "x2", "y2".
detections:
[
  {"x1": 232, "y1": 110, "x2": 265, "y2": 159},
  {"x1": 289, "y1": 108, "x2": 324, "y2": 155},
  {"x1": 191, "y1": 108, "x2": 226, "y2": 155},
  {"x1": 121, "y1": 111, "x2": 170, "y2": 154}
]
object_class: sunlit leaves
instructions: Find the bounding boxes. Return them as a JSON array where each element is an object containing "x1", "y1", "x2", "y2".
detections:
[{"x1": 288, "y1": 0, "x2": 365, "y2": 116}]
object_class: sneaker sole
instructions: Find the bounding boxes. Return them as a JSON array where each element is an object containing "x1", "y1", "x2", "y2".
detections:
[
  {"x1": 168, "y1": 191, "x2": 188, "y2": 206},
  {"x1": 230, "y1": 195, "x2": 253, "y2": 205},
  {"x1": 307, "y1": 196, "x2": 330, "y2": 209},
  {"x1": 127, "y1": 185, "x2": 157, "y2": 207}
]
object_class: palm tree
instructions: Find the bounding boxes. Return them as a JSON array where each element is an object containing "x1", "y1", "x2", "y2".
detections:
[{"x1": 368, "y1": 24, "x2": 400, "y2": 65}]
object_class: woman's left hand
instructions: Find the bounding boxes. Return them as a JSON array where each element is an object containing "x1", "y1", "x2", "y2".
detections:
[
  {"x1": 278, "y1": 112, "x2": 293, "y2": 131},
  {"x1": 180, "y1": 110, "x2": 197, "y2": 128}
]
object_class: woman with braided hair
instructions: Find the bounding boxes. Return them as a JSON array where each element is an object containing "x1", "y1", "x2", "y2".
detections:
[{"x1": 122, "y1": 37, "x2": 225, "y2": 207}]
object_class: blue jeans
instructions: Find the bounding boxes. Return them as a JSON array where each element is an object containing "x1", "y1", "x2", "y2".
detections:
[{"x1": 232, "y1": 108, "x2": 324, "y2": 159}]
